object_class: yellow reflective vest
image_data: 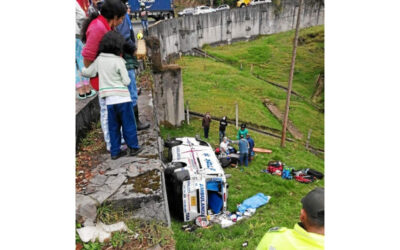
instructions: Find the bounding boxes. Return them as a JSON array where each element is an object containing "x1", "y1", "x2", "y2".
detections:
[{"x1": 256, "y1": 223, "x2": 324, "y2": 250}]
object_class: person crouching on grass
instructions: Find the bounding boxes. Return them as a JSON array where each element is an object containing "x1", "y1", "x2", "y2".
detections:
[{"x1": 82, "y1": 31, "x2": 141, "y2": 160}]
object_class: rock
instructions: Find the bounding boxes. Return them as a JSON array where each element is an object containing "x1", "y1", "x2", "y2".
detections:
[
  {"x1": 76, "y1": 194, "x2": 98, "y2": 225},
  {"x1": 89, "y1": 175, "x2": 108, "y2": 186},
  {"x1": 89, "y1": 174, "x2": 126, "y2": 204},
  {"x1": 105, "y1": 168, "x2": 127, "y2": 176}
]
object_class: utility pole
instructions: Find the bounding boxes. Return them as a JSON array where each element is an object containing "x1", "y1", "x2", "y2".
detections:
[{"x1": 281, "y1": 0, "x2": 303, "y2": 147}]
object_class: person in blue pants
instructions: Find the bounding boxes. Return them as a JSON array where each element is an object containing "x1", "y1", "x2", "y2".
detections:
[
  {"x1": 246, "y1": 134, "x2": 255, "y2": 163},
  {"x1": 115, "y1": 3, "x2": 150, "y2": 130},
  {"x1": 238, "y1": 135, "x2": 249, "y2": 168}
]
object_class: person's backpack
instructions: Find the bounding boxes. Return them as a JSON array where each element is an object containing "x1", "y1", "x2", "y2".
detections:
[{"x1": 268, "y1": 161, "x2": 283, "y2": 168}]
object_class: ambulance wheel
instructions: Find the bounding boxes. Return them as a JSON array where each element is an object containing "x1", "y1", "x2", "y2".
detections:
[{"x1": 164, "y1": 139, "x2": 182, "y2": 148}]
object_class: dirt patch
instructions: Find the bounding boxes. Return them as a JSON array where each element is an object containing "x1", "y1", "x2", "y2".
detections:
[
  {"x1": 127, "y1": 170, "x2": 161, "y2": 194},
  {"x1": 76, "y1": 122, "x2": 107, "y2": 193},
  {"x1": 262, "y1": 98, "x2": 303, "y2": 140}
]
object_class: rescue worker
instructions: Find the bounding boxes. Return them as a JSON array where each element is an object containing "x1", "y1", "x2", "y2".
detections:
[
  {"x1": 237, "y1": 123, "x2": 248, "y2": 140},
  {"x1": 256, "y1": 187, "x2": 324, "y2": 250}
]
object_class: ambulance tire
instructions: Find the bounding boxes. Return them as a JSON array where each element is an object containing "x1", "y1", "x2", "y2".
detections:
[{"x1": 164, "y1": 139, "x2": 182, "y2": 148}]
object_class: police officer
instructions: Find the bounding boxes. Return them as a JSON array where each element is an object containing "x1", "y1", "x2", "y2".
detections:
[{"x1": 257, "y1": 188, "x2": 324, "y2": 250}]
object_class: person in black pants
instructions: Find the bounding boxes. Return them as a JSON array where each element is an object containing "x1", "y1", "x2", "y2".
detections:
[
  {"x1": 202, "y1": 112, "x2": 211, "y2": 139},
  {"x1": 219, "y1": 116, "x2": 228, "y2": 143}
]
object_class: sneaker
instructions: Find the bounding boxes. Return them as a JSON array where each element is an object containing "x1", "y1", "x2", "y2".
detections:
[
  {"x1": 77, "y1": 93, "x2": 86, "y2": 100},
  {"x1": 128, "y1": 147, "x2": 142, "y2": 156},
  {"x1": 85, "y1": 89, "x2": 97, "y2": 98},
  {"x1": 111, "y1": 150, "x2": 127, "y2": 160}
]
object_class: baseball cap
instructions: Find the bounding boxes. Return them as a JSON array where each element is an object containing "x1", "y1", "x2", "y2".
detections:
[{"x1": 301, "y1": 187, "x2": 324, "y2": 222}]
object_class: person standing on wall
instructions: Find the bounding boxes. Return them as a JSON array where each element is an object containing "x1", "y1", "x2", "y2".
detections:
[
  {"x1": 115, "y1": 0, "x2": 150, "y2": 130},
  {"x1": 139, "y1": 2, "x2": 149, "y2": 36},
  {"x1": 219, "y1": 116, "x2": 228, "y2": 143},
  {"x1": 76, "y1": 1, "x2": 96, "y2": 100},
  {"x1": 202, "y1": 112, "x2": 212, "y2": 139}
]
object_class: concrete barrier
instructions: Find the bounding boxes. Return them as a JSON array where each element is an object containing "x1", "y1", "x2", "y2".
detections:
[{"x1": 148, "y1": 0, "x2": 324, "y2": 62}]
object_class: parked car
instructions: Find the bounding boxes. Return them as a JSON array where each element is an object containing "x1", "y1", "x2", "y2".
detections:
[
  {"x1": 216, "y1": 4, "x2": 230, "y2": 11},
  {"x1": 236, "y1": 0, "x2": 252, "y2": 8},
  {"x1": 164, "y1": 137, "x2": 229, "y2": 222},
  {"x1": 193, "y1": 5, "x2": 216, "y2": 15},
  {"x1": 249, "y1": 0, "x2": 272, "y2": 6},
  {"x1": 178, "y1": 7, "x2": 194, "y2": 17}
]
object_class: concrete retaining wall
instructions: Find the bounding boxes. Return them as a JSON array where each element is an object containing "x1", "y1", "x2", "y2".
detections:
[{"x1": 148, "y1": 0, "x2": 324, "y2": 61}]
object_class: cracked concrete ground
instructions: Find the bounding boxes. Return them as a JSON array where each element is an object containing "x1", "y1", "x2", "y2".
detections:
[{"x1": 76, "y1": 89, "x2": 170, "y2": 227}]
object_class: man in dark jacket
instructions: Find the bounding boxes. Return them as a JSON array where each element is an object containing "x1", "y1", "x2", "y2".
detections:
[
  {"x1": 116, "y1": 1, "x2": 149, "y2": 130},
  {"x1": 219, "y1": 116, "x2": 228, "y2": 143},
  {"x1": 202, "y1": 112, "x2": 212, "y2": 139}
]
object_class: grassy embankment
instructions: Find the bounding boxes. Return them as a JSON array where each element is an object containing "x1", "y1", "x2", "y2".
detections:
[
  {"x1": 161, "y1": 25, "x2": 325, "y2": 249},
  {"x1": 180, "y1": 25, "x2": 324, "y2": 149}
]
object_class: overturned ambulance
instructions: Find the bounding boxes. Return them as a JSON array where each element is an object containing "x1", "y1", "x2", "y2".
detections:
[{"x1": 164, "y1": 137, "x2": 228, "y2": 222}]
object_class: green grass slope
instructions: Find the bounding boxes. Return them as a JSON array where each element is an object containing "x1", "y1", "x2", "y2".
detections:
[
  {"x1": 204, "y1": 25, "x2": 325, "y2": 100},
  {"x1": 161, "y1": 119, "x2": 324, "y2": 249},
  {"x1": 177, "y1": 55, "x2": 324, "y2": 149}
]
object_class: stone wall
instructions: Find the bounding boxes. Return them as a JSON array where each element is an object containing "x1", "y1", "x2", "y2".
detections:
[
  {"x1": 148, "y1": 0, "x2": 324, "y2": 62},
  {"x1": 152, "y1": 68, "x2": 185, "y2": 127}
]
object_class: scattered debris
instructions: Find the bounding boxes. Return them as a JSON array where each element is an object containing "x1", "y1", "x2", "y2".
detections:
[
  {"x1": 242, "y1": 241, "x2": 248, "y2": 247},
  {"x1": 77, "y1": 222, "x2": 128, "y2": 243},
  {"x1": 195, "y1": 216, "x2": 210, "y2": 228},
  {"x1": 253, "y1": 147, "x2": 272, "y2": 154}
]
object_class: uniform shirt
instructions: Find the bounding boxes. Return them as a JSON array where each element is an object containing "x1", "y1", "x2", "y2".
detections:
[
  {"x1": 238, "y1": 138, "x2": 249, "y2": 154},
  {"x1": 256, "y1": 223, "x2": 324, "y2": 250},
  {"x1": 237, "y1": 128, "x2": 248, "y2": 140}
]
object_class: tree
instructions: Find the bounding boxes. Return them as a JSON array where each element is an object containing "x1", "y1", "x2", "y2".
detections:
[{"x1": 280, "y1": 0, "x2": 303, "y2": 147}]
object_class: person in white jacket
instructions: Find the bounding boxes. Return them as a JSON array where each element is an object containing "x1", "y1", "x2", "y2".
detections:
[{"x1": 82, "y1": 31, "x2": 141, "y2": 160}]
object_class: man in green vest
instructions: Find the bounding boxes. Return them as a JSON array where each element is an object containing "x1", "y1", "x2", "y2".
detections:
[{"x1": 257, "y1": 187, "x2": 324, "y2": 250}]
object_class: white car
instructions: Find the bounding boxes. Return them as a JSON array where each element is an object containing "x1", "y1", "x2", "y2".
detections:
[
  {"x1": 164, "y1": 137, "x2": 228, "y2": 222},
  {"x1": 216, "y1": 4, "x2": 230, "y2": 11},
  {"x1": 178, "y1": 8, "x2": 194, "y2": 17},
  {"x1": 193, "y1": 5, "x2": 216, "y2": 15},
  {"x1": 250, "y1": 0, "x2": 271, "y2": 6}
]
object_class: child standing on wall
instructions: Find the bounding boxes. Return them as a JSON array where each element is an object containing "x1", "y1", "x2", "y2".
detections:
[{"x1": 82, "y1": 31, "x2": 141, "y2": 160}]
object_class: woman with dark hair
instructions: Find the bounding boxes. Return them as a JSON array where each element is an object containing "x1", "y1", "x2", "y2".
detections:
[{"x1": 81, "y1": 0, "x2": 127, "y2": 151}]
